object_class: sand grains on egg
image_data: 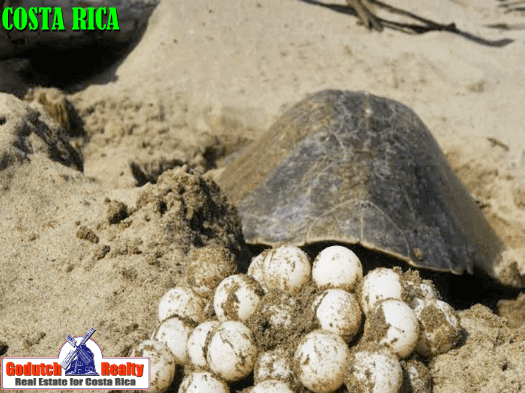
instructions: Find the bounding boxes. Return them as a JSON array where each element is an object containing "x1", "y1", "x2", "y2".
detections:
[
  {"x1": 187, "y1": 320, "x2": 219, "y2": 369},
  {"x1": 249, "y1": 379, "x2": 296, "y2": 392},
  {"x1": 179, "y1": 371, "x2": 229, "y2": 393},
  {"x1": 155, "y1": 317, "x2": 194, "y2": 364},
  {"x1": 415, "y1": 299, "x2": 463, "y2": 356},
  {"x1": 214, "y1": 273, "x2": 264, "y2": 322},
  {"x1": 158, "y1": 286, "x2": 205, "y2": 324},
  {"x1": 206, "y1": 321, "x2": 258, "y2": 382},
  {"x1": 313, "y1": 289, "x2": 362, "y2": 343},
  {"x1": 263, "y1": 245, "x2": 311, "y2": 294},
  {"x1": 294, "y1": 329, "x2": 350, "y2": 393},
  {"x1": 364, "y1": 299, "x2": 419, "y2": 359},
  {"x1": 134, "y1": 339, "x2": 176, "y2": 393},
  {"x1": 360, "y1": 268, "x2": 405, "y2": 314},
  {"x1": 254, "y1": 347, "x2": 300, "y2": 389},
  {"x1": 185, "y1": 244, "x2": 237, "y2": 297},
  {"x1": 345, "y1": 347, "x2": 403, "y2": 393},
  {"x1": 312, "y1": 245, "x2": 363, "y2": 291},
  {"x1": 248, "y1": 249, "x2": 270, "y2": 291}
]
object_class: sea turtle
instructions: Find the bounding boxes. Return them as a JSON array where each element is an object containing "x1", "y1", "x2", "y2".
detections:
[{"x1": 216, "y1": 90, "x2": 502, "y2": 275}]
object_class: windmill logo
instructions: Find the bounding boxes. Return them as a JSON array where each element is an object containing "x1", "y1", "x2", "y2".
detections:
[
  {"x1": 61, "y1": 328, "x2": 99, "y2": 376},
  {"x1": 2, "y1": 327, "x2": 150, "y2": 390}
]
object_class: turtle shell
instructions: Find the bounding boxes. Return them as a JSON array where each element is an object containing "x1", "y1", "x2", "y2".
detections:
[{"x1": 216, "y1": 90, "x2": 502, "y2": 274}]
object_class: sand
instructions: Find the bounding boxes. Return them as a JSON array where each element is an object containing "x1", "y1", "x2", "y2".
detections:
[{"x1": 1, "y1": 0, "x2": 525, "y2": 391}]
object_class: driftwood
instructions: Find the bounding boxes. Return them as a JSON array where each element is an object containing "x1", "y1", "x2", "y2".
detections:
[
  {"x1": 346, "y1": 0, "x2": 383, "y2": 31},
  {"x1": 0, "y1": 0, "x2": 159, "y2": 59},
  {"x1": 496, "y1": 0, "x2": 525, "y2": 13}
]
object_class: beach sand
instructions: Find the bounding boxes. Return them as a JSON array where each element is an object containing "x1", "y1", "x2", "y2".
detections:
[{"x1": 1, "y1": 0, "x2": 525, "y2": 391}]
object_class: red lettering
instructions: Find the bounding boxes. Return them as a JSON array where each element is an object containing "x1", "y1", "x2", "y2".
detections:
[
  {"x1": 118, "y1": 364, "x2": 126, "y2": 375},
  {"x1": 6, "y1": 362, "x2": 14, "y2": 376},
  {"x1": 54, "y1": 362, "x2": 61, "y2": 376},
  {"x1": 136, "y1": 364, "x2": 144, "y2": 378},
  {"x1": 99, "y1": 362, "x2": 145, "y2": 377},
  {"x1": 15, "y1": 364, "x2": 23, "y2": 376},
  {"x1": 101, "y1": 362, "x2": 110, "y2": 375},
  {"x1": 110, "y1": 364, "x2": 118, "y2": 376}
]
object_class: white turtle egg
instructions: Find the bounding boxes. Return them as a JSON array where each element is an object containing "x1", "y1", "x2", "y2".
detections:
[
  {"x1": 248, "y1": 250, "x2": 269, "y2": 291},
  {"x1": 179, "y1": 371, "x2": 229, "y2": 393},
  {"x1": 411, "y1": 282, "x2": 440, "y2": 309},
  {"x1": 345, "y1": 348, "x2": 402, "y2": 393},
  {"x1": 187, "y1": 321, "x2": 219, "y2": 369},
  {"x1": 207, "y1": 321, "x2": 258, "y2": 382},
  {"x1": 263, "y1": 245, "x2": 311, "y2": 293},
  {"x1": 254, "y1": 347, "x2": 300, "y2": 389},
  {"x1": 365, "y1": 299, "x2": 419, "y2": 358},
  {"x1": 155, "y1": 317, "x2": 194, "y2": 364},
  {"x1": 414, "y1": 299, "x2": 463, "y2": 356},
  {"x1": 134, "y1": 339, "x2": 176, "y2": 393},
  {"x1": 294, "y1": 329, "x2": 350, "y2": 393},
  {"x1": 214, "y1": 274, "x2": 264, "y2": 322},
  {"x1": 419, "y1": 281, "x2": 440, "y2": 300},
  {"x1": 313, "y1": 289, "x2": 362, "y2": 343},
  {"x1": 249, "y1": 379, "x2": 296, "y2": 393},
  {"x1": 312, "y1": 246, "x2": 363, "y2": 291},
  {"x1": 404, "y1": 272, "x2": 440, "y2": 309},
  {"x1": 158, "y1": 286, "x2": 205, "y2": 323},
  {"x1": 360, "y1": 268, "x2": 404, "y2": 314}
]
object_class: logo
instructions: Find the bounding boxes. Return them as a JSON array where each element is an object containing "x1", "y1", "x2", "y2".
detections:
[
  {"x1": 1, "y1": 328, "x2": 150, "y2": 390},
  {"x1": 62, "y1": 328, "x2": 99, "y2": 376}
]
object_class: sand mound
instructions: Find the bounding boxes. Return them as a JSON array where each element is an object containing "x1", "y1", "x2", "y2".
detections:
[{"x1": 0, "y1": 97, "x2": 241, "y2": 362}]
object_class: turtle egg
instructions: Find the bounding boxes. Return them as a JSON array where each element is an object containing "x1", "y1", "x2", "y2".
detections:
[
  {"x1": 158, "y1": 286, "x2": 205, "y2": 324},
  {"x1": 312, "y1": 246, "x2": 363, "y2": 291},
  {"x1": 419, "y1": 281, "x2": 440, "y2": 300},
  {"x1": 360, "y1": 268, "x2": 404, "y2": 314},
  {"x1": 313, "y1": 289, "x2": 362, "y2": 343},
  {"x1": 345, "y1": 348, "x2": 402, "y2": 393},
  {"x1": 263, "y1": 245, "x2": 311, "y2": 293},
  {"x1": 134, "y1": 339, "x2": 176, "y2": 393},
  {"x1": 414, "y1": 299, "x2": 463, "y2": 357},
  {"x1": 248, "y1": 250, "x2": 269, "y2": 291},
  {"x1": 179, "y1": 371, "x2": 229, "y2": 393},
  {"x1": 254, "y1": 347, "x2": 300, "y2": 389},
  {"x1": 403, "y1": 272, "x2": 440, "y2": 309},
  {"x1": 411, "y1": 283, "x2": 440, "y2": 309},
  {"x1": 250, "y1": 291, "x2": 300, "y2": 347},
  {"x1": 155, "y1": 317, "x2": 194, "y2": 364},
  {"x1": 214, "y1": 274, "x2": 264, "y2": 322},
  {"x1": 185, "y1": 245, "x2": 237, "y2": 297},
  {"x1": 294, "y1": 329, "x2": 350, "y2": 393},
  {"x1": 401, "y1": 359, "x2": 432, "y2": 393},
  {"x1": 207, "y1": 321, "x2": 258, "y2": 382},
  {"x1": 249, "y1": 380, "x2": 296, "y2": 393},
  {"x1": 365, "y1": 299, "x2": 419, "y2": 358},
  {"x1": 187, "y1": 321, "x2": 219, "y2": 369}
]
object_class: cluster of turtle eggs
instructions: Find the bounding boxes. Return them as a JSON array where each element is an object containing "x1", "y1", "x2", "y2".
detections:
[{"x1": 133, "y1": 245, "x2": 463, "y2": 393}]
